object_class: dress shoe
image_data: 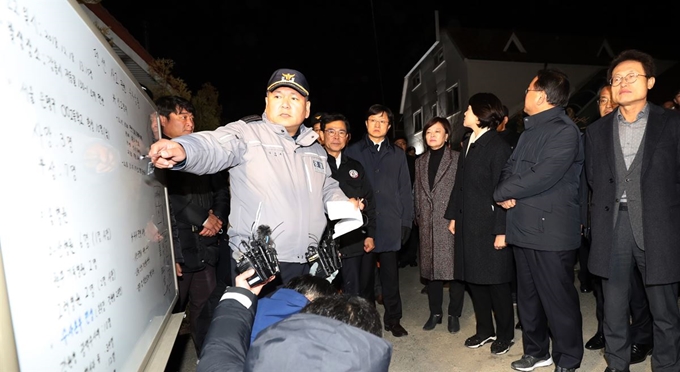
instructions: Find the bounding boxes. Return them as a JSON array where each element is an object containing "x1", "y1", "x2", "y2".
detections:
[
  {"x1": 447, "y1": 315, "x2": 460, "y2": 333},
  {"x1": 422, "y1": 314, "x2": 442, "y2": 330},
  {"x1": 584, "y1": 332, "x2": 605, "y2": 350},
  {"x1": 385, "y1": 322, "x2": 408, "y2": 337},
  {"x1": 554, "y1": 367, "x2": 576, "y2": 372},
  {"x1": 604, "y1": 368, "x2": 626, "y2": 372},
  {"x1": 376, "y1": 294, "x2": 384, "y2": 305},
  {"x1": 630, "y1": 343, "x2": 653, "y2": 364}
]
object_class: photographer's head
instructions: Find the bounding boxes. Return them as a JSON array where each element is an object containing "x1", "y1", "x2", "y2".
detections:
[
  {"x1": 285, "y1": 274, "x2": 336, "y2": 301},
  {"x1": 300, "y1": 294, "x2": 383, "y2": 337}
]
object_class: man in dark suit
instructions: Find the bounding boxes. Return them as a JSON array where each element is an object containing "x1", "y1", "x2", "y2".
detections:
[
  {"x1": 345, "y1": 104, "x2": 414, "y2": 337},
  {"x1": 319, "y1": 113, "x2": 376, "y2": 296},
  {"x1": 582, "y1": 84, "x2": 653, "y2": 364},
  {"x1": 585, "y1": 49, "x2": 680, "y2": 372},
  {"x1": 494, "y1": 69, "x2": 584, "y2": 372}
]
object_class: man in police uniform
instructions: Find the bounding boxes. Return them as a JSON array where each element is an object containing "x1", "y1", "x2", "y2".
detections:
[{"x1": 148, "y1": 68, "x2": 361, "y2": 291}]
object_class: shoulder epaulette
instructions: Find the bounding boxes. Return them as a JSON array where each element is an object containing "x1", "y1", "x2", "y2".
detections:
[{"x1": 240, "y1": 115, "x2": 262, "y2": 123}]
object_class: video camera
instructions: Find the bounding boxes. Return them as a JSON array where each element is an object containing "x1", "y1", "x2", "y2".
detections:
[
  {"x1": 233, "y1": 225, "x2": 280, "y2": 286},
  {"x1": 306, "y1": 227, "x2": 342, "y2": 279}
]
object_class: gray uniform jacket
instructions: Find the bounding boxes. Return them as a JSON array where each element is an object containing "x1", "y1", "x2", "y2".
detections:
[{"x1": 173, "y1": 114, "x2": 348, "y2": 263}]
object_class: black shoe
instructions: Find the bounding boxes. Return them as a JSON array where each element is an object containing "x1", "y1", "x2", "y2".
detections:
[
  {"x1": 515, "y1": 321, "x2": 522, "y2": 330},
  {"x1": 464, "y1": 334, "x2": 496, "y2": 348},
  {"x1": 384, "y1": 322, "x2": 408, "y2": 337},
  {"x1": 604, "y1": 368, "x2": 626, "y2": 372},
  {"x1": 580, "y1": 284, "x2": 593, "y2": 293},
  {"x1": 555, "y1": 367, "x2": 576, "y2": 372},
  {"x1": 447, "y1": 315, "x2": 460, "y2": 333},
  {"x1": 422, "y1": 314, "x2": 442, "y2": 330},
  {"x1": 510, "y1": 354, "x2": 553, "y2": 371},
  {"x1": 490, "y1": 339, "x2": 514, "y2": 355},
  {"x1": 630, "y1": 343, "x2": 653, "y2": 364},
  {"x1": 585, "y1": 332, "x2": 605, "y2": 350}
]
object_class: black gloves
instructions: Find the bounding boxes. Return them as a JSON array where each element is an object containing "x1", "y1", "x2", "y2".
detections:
[{"x1": 401, "y1": 226, "x2": 411, "y2": 245}]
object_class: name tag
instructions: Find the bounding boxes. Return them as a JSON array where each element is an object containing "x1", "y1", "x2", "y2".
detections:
[{"x1": 312, "y1": 159, "x2": 325, "y2": 173}]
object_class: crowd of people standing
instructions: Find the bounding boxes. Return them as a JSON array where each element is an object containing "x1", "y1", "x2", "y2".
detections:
[{"x1": 149, "y1": 47, "x2": 680, "y2": 372}]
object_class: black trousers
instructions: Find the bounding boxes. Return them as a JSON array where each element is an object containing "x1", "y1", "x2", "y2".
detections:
[
  {"x1": 602, "y1": 210, "x2": 680, "y2": 371},
  {"x1": 590, "y1": 267, "x2": 652, "y2": 343},
  {"x1": 398, "y1": 221, "x2": 419, "y2": 264},
  {"x1": 176, "y1": 265, "x2": 216, "y2": 354},
  {"x1": 360, "y1": 250, "x2": 402, "y2": 324},
  {"x1": 468, "y1": 282, "x2": 514, "y2": 341},
  {"x1": 514, "y1": 246, "x2": 583, "y2": 369},
  {"x1": 339, "y1": 254, "x2": 363, "y2": 296},
  {"x1": 427, "y1": 279, "x2": 465, "y2": 317}
]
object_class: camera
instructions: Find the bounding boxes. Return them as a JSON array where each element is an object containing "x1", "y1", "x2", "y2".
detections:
[
  {"x1": 233, "y1": 225, "x2": 280, "y2": 286},
  {"x1": 306, "y1": 228, "x2": 342, "y2": 278}
]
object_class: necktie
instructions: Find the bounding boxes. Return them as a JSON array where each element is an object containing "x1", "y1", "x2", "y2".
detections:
[{"x1": 375, "y1": 144, "x2": 380, "y2": 152}]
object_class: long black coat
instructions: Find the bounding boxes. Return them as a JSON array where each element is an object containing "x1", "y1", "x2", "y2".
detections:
[
  {"x1": 445, "y1": 131, "x2": 513, "y2": 284},
  {"x1": 585, "y1": 104, "x2": 680, "y2": 285},
  {"x1": 415, "y1": 147, "x2": 458, "y2": 281},
  {"x1": 345, "y1": 136, "x2": 413, "y2": 253}
]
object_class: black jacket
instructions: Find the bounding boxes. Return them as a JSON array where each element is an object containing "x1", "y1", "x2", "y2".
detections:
[
  {"x1": 493, "y1": 107, "x2": 584, "y2": 251},
  {"x1": 327, "y1": 152, "x2": 376, "y2": 257},
  {"x1": 167, "y1": 170, "x2": 229, "y2": 272},
  {"x1": 585, "y1": 104, "x2": 680, "y2": 284}
]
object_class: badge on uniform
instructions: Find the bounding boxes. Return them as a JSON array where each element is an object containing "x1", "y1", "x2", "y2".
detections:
[
  {"x1": 349, "y1": 169, "x2": 359, "y2": 179},
  {"x1": 312, "y1": 159, "x2": 325, "y2": 173}
]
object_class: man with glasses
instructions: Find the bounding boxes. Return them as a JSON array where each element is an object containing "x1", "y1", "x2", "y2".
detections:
[
  {"x1": 345, "y1": 104, "x2": 414, "y2": 337},
  {"x1": 586, "y1": 49, "x2": 680, "y2": 372},
  {"x1": 582, "y1": 85, "x2": 654, "y2": 366},
  {"x1": 494, "y1": 69, "x2": 584, "y2": 372},
  {"x1": 318, "y1": 113, "x2": 376, "y2": 296}
]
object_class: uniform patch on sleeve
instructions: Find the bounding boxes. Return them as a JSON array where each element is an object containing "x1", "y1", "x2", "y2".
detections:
[
  {"x1": 349, "y1": 169, "x2": 359, "y2": 178},
  {"x1": 312, "y1": 159, "x2": 325, "y2": 173}
]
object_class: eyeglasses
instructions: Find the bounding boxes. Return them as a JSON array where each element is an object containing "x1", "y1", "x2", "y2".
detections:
[
  {"x1": 610, "y1": 72, "x2": 648, "y2": 87},
  {"x1": 324, "y1": 129, "x2": 348, "y2": 137},
  {"x1": 367, "y1": 118, "x2": 389, "y2": 126},
  {"x1": 525, "y1": 88, "x2": 542, "y2": 95},
  {"x1": 597, "y1": 98, "x2": 610, "y2": 106}
]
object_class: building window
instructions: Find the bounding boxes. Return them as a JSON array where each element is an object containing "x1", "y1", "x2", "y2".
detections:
[
  {"x1": 434, "y1": 49, "x2": 444, "y2": 67},
  {"x1": 446, "y1": 84, "x2": 460, "y2": 115},
  {"x1": 411, "y1": 70, "x2": 421, "y2": 89},
  {"x1": 431, "y1": 103, "x2": 438, "y2": 117},
  {"x1": 413, "y1": 109, "x2": 423, "y2": 133}
]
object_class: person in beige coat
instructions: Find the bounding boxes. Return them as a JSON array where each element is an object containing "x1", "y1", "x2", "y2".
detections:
[{"x1": 414, "y1": 117, "x2": 465, "y2": 333}]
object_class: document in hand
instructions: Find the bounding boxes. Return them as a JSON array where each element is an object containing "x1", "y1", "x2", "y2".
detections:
[{"x1": 326, "y1": 200, "x2": 363, "y2": 239}]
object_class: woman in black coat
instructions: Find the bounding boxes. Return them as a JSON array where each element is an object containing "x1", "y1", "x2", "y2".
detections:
[{"x1": 444, "y1": 93, "x2": 514, "y2": 355}]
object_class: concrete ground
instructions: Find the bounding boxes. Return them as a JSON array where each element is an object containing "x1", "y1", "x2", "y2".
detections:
[{"x1": 164, "y1": 265, "x2": 653, "y2": 372}]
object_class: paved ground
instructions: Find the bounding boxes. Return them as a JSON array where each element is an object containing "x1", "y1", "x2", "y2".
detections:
[{"x1": 163, "y1": 264, "x2": 653, "y2": 372}]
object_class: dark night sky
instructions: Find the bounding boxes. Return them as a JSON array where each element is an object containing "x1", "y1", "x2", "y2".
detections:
[{"x1": 100, "y1": 0, "x2": 677, "y2": 136}]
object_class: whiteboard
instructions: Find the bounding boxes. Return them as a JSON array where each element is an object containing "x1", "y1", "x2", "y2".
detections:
[{"x1": 0, "y1": 1, "x2": 177, "y2": 371}]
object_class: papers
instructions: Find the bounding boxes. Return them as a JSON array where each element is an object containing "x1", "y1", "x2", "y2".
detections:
[{"x1": 326, "y1": 200, "x2": 364, "y2": 239}]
